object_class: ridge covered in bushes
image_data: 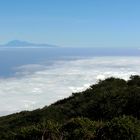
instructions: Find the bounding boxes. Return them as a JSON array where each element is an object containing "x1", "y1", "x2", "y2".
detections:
[{"x1": 0, "y1": 75, "x2": 140, "y2": 139}]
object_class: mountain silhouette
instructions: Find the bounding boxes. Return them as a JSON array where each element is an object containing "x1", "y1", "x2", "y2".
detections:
[{"x1": 0, "y1": 40, "x2": 58, "y2": 47}]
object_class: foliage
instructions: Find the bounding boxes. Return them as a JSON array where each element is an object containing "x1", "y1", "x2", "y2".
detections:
[
  {"x1": 96, "y1": 116, "x2": 140, "y2": 140},
  {"x1": 61, "y1": 117, "x2": 103, "y2": 140}
]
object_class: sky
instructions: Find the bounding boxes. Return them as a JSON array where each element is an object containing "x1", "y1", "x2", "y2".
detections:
[{"x1": 0, "y1": 0, "x2": 140, "y2": 47}]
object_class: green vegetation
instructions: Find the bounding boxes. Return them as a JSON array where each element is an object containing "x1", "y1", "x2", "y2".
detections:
[{"x1": 0, "y1": 75, "x2": 140, "y2": 139}]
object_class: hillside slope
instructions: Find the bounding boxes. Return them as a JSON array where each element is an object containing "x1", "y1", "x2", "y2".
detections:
[{"x1": 0, "y1": 75, "x2": 140, "y2": 139}]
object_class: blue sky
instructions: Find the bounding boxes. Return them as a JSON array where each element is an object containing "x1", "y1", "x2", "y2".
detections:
[{"x1": 0, "y1": 0, "x2": 140, "y2": 47}]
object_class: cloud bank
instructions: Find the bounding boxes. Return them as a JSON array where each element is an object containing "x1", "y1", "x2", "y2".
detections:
[{"x1": 0, "y1": 57, "x2": 140, "y2": 116}]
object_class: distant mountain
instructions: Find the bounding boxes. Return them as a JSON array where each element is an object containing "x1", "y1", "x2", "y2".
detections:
[{"x1": 0, "y1": 40, "x2": 58, "y2": 47}]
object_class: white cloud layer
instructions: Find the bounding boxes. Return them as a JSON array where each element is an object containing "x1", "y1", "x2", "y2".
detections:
[{"x1": 0, "y1": 56, "x2": 140, "y2": 116}]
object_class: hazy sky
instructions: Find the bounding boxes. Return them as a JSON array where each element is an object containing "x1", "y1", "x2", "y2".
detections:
[{"x1": 0, "y1": 0, "x2": 140, "y2": 47}]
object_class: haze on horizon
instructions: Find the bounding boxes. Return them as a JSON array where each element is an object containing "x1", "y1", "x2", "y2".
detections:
[{"x1": 0, "y1": 0, "x2": 140, "y2": 48}]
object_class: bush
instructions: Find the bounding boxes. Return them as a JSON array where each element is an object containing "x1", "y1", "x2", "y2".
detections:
[
  {"x1": 96, "y1": 116, "x2": 140, "y2": 140},
  {"x1": 14, "y1": 120, "x2": 61, "y2": 140},
  {"x1": 61, "y1": 117, "x2": 103, "y2": 140}
]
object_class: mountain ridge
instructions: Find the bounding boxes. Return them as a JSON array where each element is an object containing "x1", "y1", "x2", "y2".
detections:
[{"x1": 0, "y1": 40, "x2": 58, "y2": 47}]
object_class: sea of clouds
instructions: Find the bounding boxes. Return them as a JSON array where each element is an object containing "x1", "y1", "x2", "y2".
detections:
[{"x1": 0, "y1": 56, "x2": 140, "y2": 116}]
